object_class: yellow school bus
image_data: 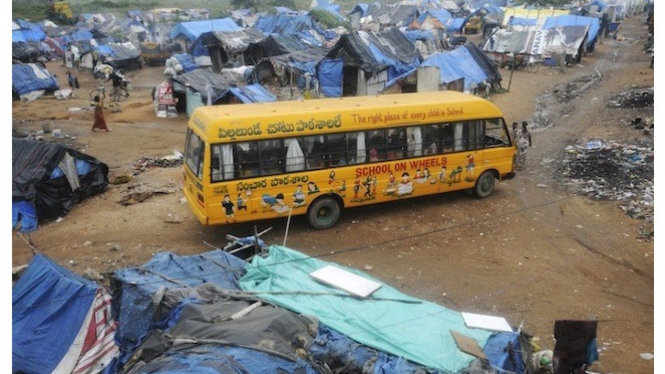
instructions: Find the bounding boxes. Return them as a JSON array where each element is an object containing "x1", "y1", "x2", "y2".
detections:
[{"x1": 183, "y1": 91, "x2": 517, "y2": 229}]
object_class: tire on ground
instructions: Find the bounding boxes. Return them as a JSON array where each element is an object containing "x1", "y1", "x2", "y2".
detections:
[
  {"x1": 474, "y1": 170, "x2": 496, "y2": 198},
  {"x1": 307, "y1": 196, "x2": 341, "y2": 230}
]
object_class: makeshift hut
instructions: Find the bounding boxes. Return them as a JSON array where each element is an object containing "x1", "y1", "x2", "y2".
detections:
[
  {"x1": 244, "y1": 33, "x2": 323, "y2": 66},
  {"x1": 109, "y1": 245, "x2": 530, "y2": 374},
  {"x1": 12, "y1": 138, "x2": 108, "y2": 232},
  {"x1": 169, "y1": 18, "x2": 242, "y2": 53},
  {"x1": 13, "y1": 253, "x2": 119, "y2": 373},
  {"x1": 11, "y1": 63, "x2": 60, "y2": 101},
  {"x1": 318, "y1": 27, "x2": 422, "y2": 97},
  {"x1": 254, "y1": 46, "x2": 329, "y2": 89},
  {"x1": 190, "y1": 28, "x2": 266, "y2": 71}
]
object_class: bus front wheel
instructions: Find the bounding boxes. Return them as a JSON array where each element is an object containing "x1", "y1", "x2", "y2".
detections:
[
  {"x1": 307, "y1": 197, "x2": 341, "y2": 230},
  {"x1": 474, "y1": 171, "x2": 495, "y2": 198}
]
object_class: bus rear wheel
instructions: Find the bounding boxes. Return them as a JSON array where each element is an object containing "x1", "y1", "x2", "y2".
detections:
[
  {"x1": 474, "y1": 171, "x2": 495, "y2": 198},
  {"x1": 307, "y1": 197, "x2": 340, "y2": 230}
]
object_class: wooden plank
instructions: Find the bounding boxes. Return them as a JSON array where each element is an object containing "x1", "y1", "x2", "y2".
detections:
[{"x1": 451, "y1": 331, "x2": 487, "y2": 359}]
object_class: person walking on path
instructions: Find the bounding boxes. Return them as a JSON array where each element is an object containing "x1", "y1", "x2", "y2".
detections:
[
  {"x1": 517, "y1": 121, "x2": 531, "y2": 170},
  {"x1": 92, "y1": 95, "x2": 111, "y2": 132}
]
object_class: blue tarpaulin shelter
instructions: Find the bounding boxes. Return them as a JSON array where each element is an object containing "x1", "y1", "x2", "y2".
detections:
[
  {"x1": 13, "y1": 254, "x2": 119, "y2": 373},
  {"x1": 12, "y1": 29, "x2": 46, "y2": 43},
  {"x1": 169, "y1": 18, "x2": 241, "y2": 42},
  {"x1": 11, "y1": 63, "x2": 59, "y2": 96},
  {"x1": 542, "y1": 15, "x2": 601, "y2": 47}
]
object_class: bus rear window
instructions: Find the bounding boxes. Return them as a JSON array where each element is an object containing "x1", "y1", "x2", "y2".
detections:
[{"x1": 185, "y1": 129, "x2": 204, "y2": 180}]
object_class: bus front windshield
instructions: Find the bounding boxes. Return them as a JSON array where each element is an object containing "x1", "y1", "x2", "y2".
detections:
[{"x1": 185, "y1": 129, "x2": 205, "y2": 180}]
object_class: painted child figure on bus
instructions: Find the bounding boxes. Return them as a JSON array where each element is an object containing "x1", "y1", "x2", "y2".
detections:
[
  {"x1": 384, "y1": 172, "x2": 397, "y2": 196},
  {"x1": 293, "y1": 185, "x2": 307, "y2": 207},
  {"x1": 465, "y1": 154, "x2": 476, "y2": 181},
  {"x1": 237, "y1": 194, "x2": 248, "y2": 212},
  {"x1": 353, "y1": 177, "x2": 361, "y2": 200},
  {"x1": 398, "y1": 172, "x2": 413, "y2": 196},
  {"x1": 261, "y1": 193, "x2": 290, "y2": 213},
  {"x1": 222, "y1": 195, "x2": 236, "y2": 222}
]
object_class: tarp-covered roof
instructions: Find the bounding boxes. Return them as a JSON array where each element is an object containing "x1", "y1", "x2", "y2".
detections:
[
  {"x1": 484, "y1": 29, "x2": 532, "y2": 53},
  {"x1": 239, "y1": 245, "x2": 494, "y2": 374},
  {"x1": 325, "y1": 28, "x2": 422, "y2": 79},
  {"x1": 502, "y1": 7, "x2": 570, "y2": 26},
  {"x1": 420, "y1": 43, "x2": 501, "y2": 90},
  {"x1": 417, "y1": 8, "x2": 453, "y2": 25},
  {"x1": 543, "y1": 15, "x2": 600, "y2": 47},
  {"x1": 169, "y1": 17, "x2": 242, "y2": 42},
  {"x1": 13, "y1": 254, "x2": 118, "y2": 373},
  {"x1": 389, "y1": 4, "x2": 420, "y2": 26},
  {"x1": 12, "y1": 138, "x2": 109, "y2": 224},
  {"x1": 190, "y1": 27, "x2": 266, "y2": 58},
  {"x1": 111, "y1": 249, "x2": 248, "y2": 351},
  {"x1": 11, "y1": 63, "x2": 59, "y2": 96},
  {"x1": 171, "y1": 68, "x2": 234, "y2": 103},
  {"x1": 229, "y1": 83, "x2": 277, "y2": 103},
  {"x1": 12, "y1": 29, "x2": 47, "y2": 43},
  {"x1": 253, "y1": 14, "x2": 331, "y2": 40}
]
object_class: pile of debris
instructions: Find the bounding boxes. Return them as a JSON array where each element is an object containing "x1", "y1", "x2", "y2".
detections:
[
  {"x1": 607, "y1": 87, "x2": 654, "y2": 108},
  {"x1": 559, "y1": 140, "x2": 654, "y2": 221},
  {"x1": 131, "y1": 151, "x2": 184, "y2": 174}
]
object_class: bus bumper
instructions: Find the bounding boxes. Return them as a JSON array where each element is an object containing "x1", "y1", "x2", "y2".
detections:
[{"x1": 502, "y1": 172, "x2": 517, "y2": 180}]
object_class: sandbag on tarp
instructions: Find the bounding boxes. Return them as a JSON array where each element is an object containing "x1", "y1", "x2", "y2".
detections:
[
  {"x1": 12, "y1": 63, "x2": 59, "y2": 97},
  {"x1": 239, "y1": 245, "x2": 494, "y2": 374},
  {"x1": 110, "y1": 250, "x2": 248, "y2": 352},
  {"x1": 12, "y1": 138, "x2": 109, "y2": 225},
  {"x1": 13, "y1": 253, "x2": 119, "y2": 374}
]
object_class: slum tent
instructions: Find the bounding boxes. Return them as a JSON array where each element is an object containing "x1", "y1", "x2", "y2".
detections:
[
  {"x1": 11, "y1": 63, "x2": 60, "y2": 101},
  {"x1": 253, "y1": 14, "x2": 333, "y2": 42},
  {"x1": 319, "y1": 28, "x2": 422, "y2": 97},
  {"x1": 169, "y1": 18, "x2": 241, "y2": 51},
  {"x1": 110, "y1": 247, "x2": 522, "y2": 373},
  {"x1": 254, "y1": 46, "x2": 329, "y2": 90},
  {"x1": 189, "y1": 28, "x2": 266, "y2": 71},
  {"x1": 244, "y1": 32, "x2": 322, "y2": 66},
  {"x1": 418, "y1": 43, "x2": 501, "y2": 92},
  {"x1": 13, "y1": 253, "x2": 119, "y2": 373},
  {"x1": 501, "y1": 7, "x2": 570, "y2": 26},
  {"x1": 12, "y1": 138, "x2": 108, "y2": 232},
  {"x1": 93, "y1": 42, "x2": 143, "y2": 70},
  {"x1": 170, "y1": 68, "x2": 234, "y2": 112}
]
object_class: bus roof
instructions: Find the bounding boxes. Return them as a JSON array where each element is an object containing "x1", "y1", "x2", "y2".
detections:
[{"x1": 189, "y1": 91, "x2": 505, "y2": 142}]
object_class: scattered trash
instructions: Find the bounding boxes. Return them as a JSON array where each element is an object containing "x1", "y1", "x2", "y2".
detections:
[
  {"x1": 68, "y1": 107, "x2": 84, "y2": 112},
  {"x1": 112, "y1": 175, "x2": 133, "y2": 185},
  {"x1": 363, "y1": 265, "x2": 373, "y2": 270},
  {"x1": 537, "y1": 184, "x2": 547, "y2": 188},
  {"x1": 639, "y1": 353, "x2": 654, "y2": 360},
  {"x1": 607, "y1": 87, "x2": 654, "y2": 108},
  {"x1": 52, "y1": 129, "x2": 62, "y2": 138},
  {"x1": 560, "y1": 140, "x2": 654, "y2": 221},
  {"x1": 84, "y1": 268, "x2": 104, "y2": 281},
  {"x1": 131, "y1": 157, "x2": 183, "y2": 175}
]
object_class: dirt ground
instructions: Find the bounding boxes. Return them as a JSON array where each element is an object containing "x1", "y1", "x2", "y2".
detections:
[{"x1": 11, "y1": 15, "x2": 655, "y2": 374}]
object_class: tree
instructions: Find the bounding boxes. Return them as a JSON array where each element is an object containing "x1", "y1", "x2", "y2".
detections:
[{"x1": 231, "y1": 0, "x2": 259, "y2": 10}]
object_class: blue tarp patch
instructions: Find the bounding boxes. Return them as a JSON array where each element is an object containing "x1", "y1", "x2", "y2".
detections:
[
  {"x1": 169, "y1": 18, "x2": 241, "y2": 42},
  {"x1": 318, "y1": 58, "x2": 343, "y2": 97},
  {"x1": 421, "y1": 47, "x2": 489, "y2": 90},
  {"x1": 12, "y1": 201, "x2": 38, "y2": 233},
  {"x1": 13, "y1": 254, "x2": 98, "y2": 373},
  {"x1": 12, "y1": 29, "x2": 46, "y2": 43},
  {"x1": 12, "y1": 63, "x2": 59, "y2": 96},
  {"x1": 229, "y1": 84, "x2": 277, "y2": 103}
]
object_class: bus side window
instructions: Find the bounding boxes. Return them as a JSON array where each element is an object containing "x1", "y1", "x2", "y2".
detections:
[
  {"x1": 386, "y1": 128, "x2": 406, "y2": 160},
  {"x1": 327, "y1": 133, "x2": 347, "y2": 166},
  {"x1": 441, "y1": 124, "x2": 454, "y2": 153},
  {"x1": 484, "y1": 118, "x2": 510, "y2": 147},
  {"x1": 347, "y1": 132, "x2": 364, "y2": 164},
  {"x1": 367, "y1": 130, "x2": 386, "y2": 162},
  {"x1": 422, "y1": 125, "x2": 441, "y2": 155},
  {"x1": 235, "y1": 142, "x2": 260, "y2": 178},
  {"x1": 259, "y1": 139, "x2": 284, "y2": 176},
  {"x1": 304, "y1": 135, "x2": 325, "y2": 170}
]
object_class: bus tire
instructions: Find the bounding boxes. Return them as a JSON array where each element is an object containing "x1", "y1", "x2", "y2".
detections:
[
  {"x1": 307, "y1": 197, "x2": 341, "y2": 230},
  {"x1": 474, "y1": 171, "x2": 495, "y2": 198}
]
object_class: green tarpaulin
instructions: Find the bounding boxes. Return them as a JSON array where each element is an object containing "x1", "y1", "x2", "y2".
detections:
[{"x1": 239, "y1": 245, "x2": 494, "y2": 373}]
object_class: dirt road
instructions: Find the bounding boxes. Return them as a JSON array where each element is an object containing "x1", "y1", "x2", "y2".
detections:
[{"x1": 11, "y1": 14, "x2": 654, "y2": 374}]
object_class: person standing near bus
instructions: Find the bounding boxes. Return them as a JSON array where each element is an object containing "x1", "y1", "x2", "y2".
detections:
[{"x1": 517, "y1": 121, "x2": 532, "y2": 170}]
